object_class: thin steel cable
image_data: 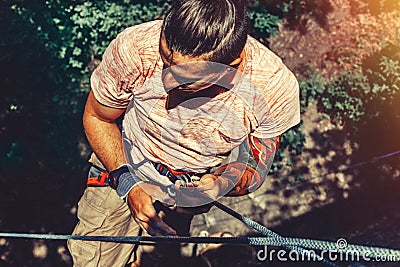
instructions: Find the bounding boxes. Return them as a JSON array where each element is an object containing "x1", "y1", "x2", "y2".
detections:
[{"x1": 227, "y1": 149, "x2": 400, "y2": 207}]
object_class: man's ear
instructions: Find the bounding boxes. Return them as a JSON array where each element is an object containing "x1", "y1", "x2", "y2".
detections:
[
  {"x1": 228, "y1": 49, "x2": 245, "y2": 69},
  {"x1": 228, "y1": 57, "x2": 242, "y2": 67}
]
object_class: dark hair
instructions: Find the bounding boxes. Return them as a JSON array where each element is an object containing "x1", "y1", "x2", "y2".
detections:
[{"x1": 162, "y1": 0, "x2": 248, "y2": 64}]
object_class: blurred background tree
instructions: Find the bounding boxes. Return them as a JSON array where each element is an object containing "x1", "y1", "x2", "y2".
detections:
[
  {"x1": 0, "y1": 0, "x2": 311, "y2": 222},
  {"x1": 0, "y1": 0, "x2": 399, "y2": 266}
]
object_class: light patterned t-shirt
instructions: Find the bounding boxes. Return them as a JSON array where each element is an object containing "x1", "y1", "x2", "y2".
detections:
[{"x1": 91, "y1": 20, "x2": 300, "y2": 173}]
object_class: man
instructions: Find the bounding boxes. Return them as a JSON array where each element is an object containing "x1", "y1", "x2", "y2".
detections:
[{"x1": 68, "y1": 0, "x2": 300, "y2": 266}]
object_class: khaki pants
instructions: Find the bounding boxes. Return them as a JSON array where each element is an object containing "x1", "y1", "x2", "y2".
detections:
[{"x1": 68, "y1": 166, "x2": 193, "y2": 267}]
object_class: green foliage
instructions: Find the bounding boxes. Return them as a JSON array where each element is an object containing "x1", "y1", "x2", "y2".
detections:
[
  {"x1": 280, "y1": 124, "x2": 306, "y2": 155},
  {"x1": 247, "y1": 0, "x2": 334, "y2": 33},
  {"x1": 363, "y1": 47, "x2": 400, "y2": 109},
  {"x1": 319, "y1": 43, "x2": 400, "y2": 127},
  {"x1": 10, "y1": 0, "x2": 169, "y2": 95},
  {"x1": 270, "y1": 123, "x2": 306, "y2": 174},
  {"x1": 299, "y1": 72, "x2": 328, "y2": 113},
  {"x1": 320, "y1": 72, "x2": 367, "y2": 124},
  {"x1": 247, "y1": 2, "x2": 281, "y2": 37},
  {"x1": 66, "y1": 1, "x2": 169, "y2": 64}
]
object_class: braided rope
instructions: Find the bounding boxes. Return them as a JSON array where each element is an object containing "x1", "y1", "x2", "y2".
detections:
[
  {"x1": 212, "y1": 201, "x2": 338, "y2": 266},
  {"x1": 0, "y1": 232, "x2": 398, "y2": 261}
]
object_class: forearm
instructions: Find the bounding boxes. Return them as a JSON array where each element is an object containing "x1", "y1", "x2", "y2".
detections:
[
  {"x1": 213, "y1": 135, "x2": 280, "y2": 196},
  {"x1": 84, "y1": 116, "x2": 125, "y2": 172}
]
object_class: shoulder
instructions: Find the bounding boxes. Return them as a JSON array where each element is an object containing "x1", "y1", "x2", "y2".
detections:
[
  {"x1": 246, "y1": 36, "x2": 283, "y2": 68},
  {"x1": 90, "y1": 21, "x2": 163, "y2": 108},
  {"x1": 245, "y1": 36, "x2": 297, "y2": 90},
  {"x1": 116, "y1": 20, "x2": 162, "y2": 45},
  {"x1": 243, "y1": 36, "x2": 300, "y2": 125},
  {"x1": 112, "y1": 20, "x2": 162, "y2": 65}
]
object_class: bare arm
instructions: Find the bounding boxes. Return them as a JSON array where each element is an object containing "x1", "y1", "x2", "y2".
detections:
[
  {"x1": 220, "y1": 135, "x2": 280, "y2": 196},
  {"x1": 83, "y1": 91, "x2": 176, "y2": 236}
]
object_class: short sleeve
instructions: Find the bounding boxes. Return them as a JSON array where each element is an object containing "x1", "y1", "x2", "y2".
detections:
[
  {"x1": 90, "y1": 29, "x2": 142, "y2": 109},
  {"x1": 251, "y1": 65, "x2": 300, "y2": 138}
]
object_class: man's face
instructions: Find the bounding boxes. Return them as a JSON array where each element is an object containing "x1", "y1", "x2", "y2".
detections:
[{"x1": 159, "y1": 33, "x2": 243, "y2": 95}]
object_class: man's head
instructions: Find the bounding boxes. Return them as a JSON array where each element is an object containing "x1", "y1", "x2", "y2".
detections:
[
  {"x1": 160, "y1": 0, "x2": 248, "y2": 97},
  {"x1": 161, "y1": 0, "x2": 248, "y2": 65}
]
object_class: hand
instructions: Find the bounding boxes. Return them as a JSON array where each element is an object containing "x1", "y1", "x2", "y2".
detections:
[
  {"x1": 126, "y1": 183, "x2": 177, "y2": 236},
  {"x1": 184, "y1": 174, "x2": 230, "y2": 201},
  {"x1": 173, "y1": 177, "x2": 214, "y2": 215}
]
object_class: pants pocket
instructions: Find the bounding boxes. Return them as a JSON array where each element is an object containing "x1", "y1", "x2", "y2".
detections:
[
  {"x1": 69, "y1": 185, "x2": 136, "y2": 267},
  {"x1": 68, "y1": 239, "x2": 99, "y2": 267},
  {"x1": 77, "y1": 191, "x2": 108, "y2": 231},
  {"x1": 68, "y1": 190, "x2": 108, "y2": 266}
]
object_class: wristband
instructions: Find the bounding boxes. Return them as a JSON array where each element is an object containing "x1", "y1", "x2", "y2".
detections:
[
  {"x1": 109, "y1": 165, "x2": 141, "y2": 198},
  {"x1": 108, "y1": 166, "x2": 130, "y2": 189}
]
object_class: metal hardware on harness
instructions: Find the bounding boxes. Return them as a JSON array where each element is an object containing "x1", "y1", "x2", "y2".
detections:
[{"x1": 153, "y1": 162, "x2": 200, "y2": 185}]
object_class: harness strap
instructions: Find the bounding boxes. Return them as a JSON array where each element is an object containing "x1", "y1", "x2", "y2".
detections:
[
  {"x1": 87, "y1": 171, "x2": 110, "y2": 187},
  {"x1": 87, "y1": 162, "x2": 198, "y2": 187},
  {"x1": 152, "y1": 162, "x2": 198, "y2": 184}
]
